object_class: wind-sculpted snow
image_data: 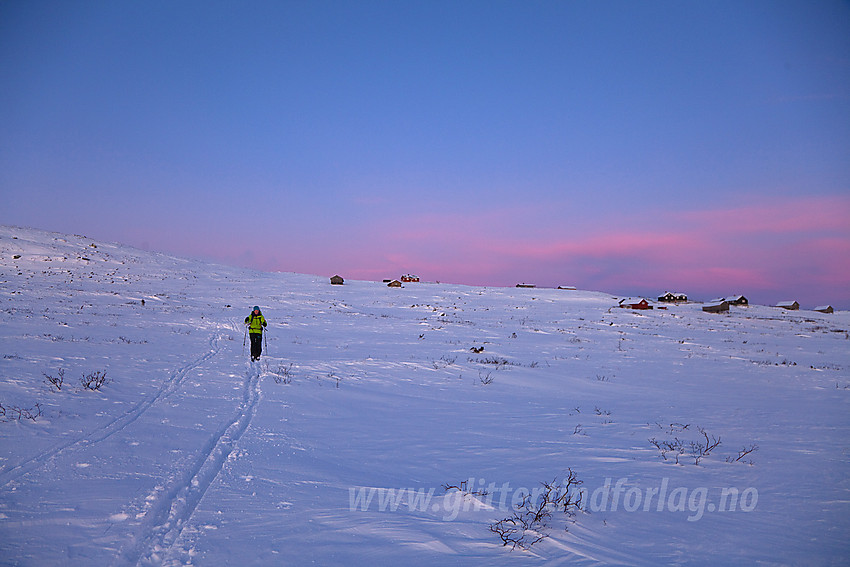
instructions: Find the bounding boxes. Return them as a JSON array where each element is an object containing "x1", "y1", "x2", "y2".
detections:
[{"x1": 0, "y1": 226, "x2": 848, "y2": 565}]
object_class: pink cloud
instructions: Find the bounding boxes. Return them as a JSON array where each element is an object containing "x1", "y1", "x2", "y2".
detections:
[
  {"x1": 676, "y1": 194, "x2": 850, "y2": 235},
  {"x1": 247, "y1": 192, "x2": 847, "y2": 307},
  {"x1": 343, "y1": 194, "x2": 848, "y2": 304},
  {"x1": 493, "y1": 231, "x2": 710, "y2": 261}
]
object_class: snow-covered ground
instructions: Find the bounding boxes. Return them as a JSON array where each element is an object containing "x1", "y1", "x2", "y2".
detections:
[{"x1": 1, "y1": 225, "x2": 848, "y2": 566}]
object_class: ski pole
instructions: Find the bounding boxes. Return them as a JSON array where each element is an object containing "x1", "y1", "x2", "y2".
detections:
[{"x1": 242, "y1": 325, "x2": 248, "y2": 355}]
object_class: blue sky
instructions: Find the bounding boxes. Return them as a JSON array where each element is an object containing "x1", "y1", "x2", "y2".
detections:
[{"x1": 1, "y1": 1, "x2": 849, "y2": 307}]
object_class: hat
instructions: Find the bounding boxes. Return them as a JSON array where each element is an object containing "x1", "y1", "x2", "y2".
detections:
[{"x1": 253, "y1": 306, "x2": 260, "y2": 311}]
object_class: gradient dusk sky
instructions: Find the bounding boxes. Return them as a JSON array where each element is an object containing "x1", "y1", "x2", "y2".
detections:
[{"x1": 2, "y1": 1, "x2": 849, "y2": 308}]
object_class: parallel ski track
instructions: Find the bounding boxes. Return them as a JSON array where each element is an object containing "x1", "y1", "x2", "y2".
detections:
[
  {"x1": 0, "y1": 332, "x2": 225, "y2": 488},
  {"x1": 117, "y1": 361, "x2": 262, "y2": 566}
]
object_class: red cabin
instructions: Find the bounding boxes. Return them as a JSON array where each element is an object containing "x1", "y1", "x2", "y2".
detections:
[{"x1": 619, "y1": 298, "x2": 652, "y2": 310}]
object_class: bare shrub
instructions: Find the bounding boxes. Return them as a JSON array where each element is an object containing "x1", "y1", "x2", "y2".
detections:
[
  {"x1": 489, "y1": 470, "x2": 583, "y2": 551},
  {"x1": 442, "y1": 479, "x2": 489, "y2": 497},
  {"x1": 44, "y1": 368, "x2": 65, "y2": 392},
  {"x1": 726, "y1": 444, "x2": 759, "y2": 465},
  {"x1": 690, "y1": 427, "x2": 722, "y2": 465},
  {"x1": 0, "y1": 401, "x2": 43, "y2": 422},
  {"x1": 80, "y1": 370, "x2": 109, "y2": 391},
  {"x1": 469, "y1": 356, "x2": 517, "y2": 368},
  {"x1": 649, "y1": 436, "x2": 687, "y2": 464},
  {"x1": 649, "y1": 424, "x2": 721, "y2": 465},
  {"x1": 271, "y1": 363, "x2": 294, "y2": 384},
  {"x1": 478, "y1": 370, "x2": 495, "y2": 385},
  {"x1": 432, "y1": 355, "x2": 456, "y2": 370}
]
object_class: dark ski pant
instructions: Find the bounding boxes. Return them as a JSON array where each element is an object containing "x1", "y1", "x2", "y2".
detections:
[{"x1": 249, "y1": 333, "x2": 263, "y2": 360}]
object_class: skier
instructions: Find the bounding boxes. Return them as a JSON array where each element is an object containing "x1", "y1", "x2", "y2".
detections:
[{"x1": 244, "y1": 306, "x2": 267, "y2": 361}]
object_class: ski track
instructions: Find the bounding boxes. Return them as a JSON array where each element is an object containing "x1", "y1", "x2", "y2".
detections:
[
  {"x1": 115, "y1": 360, "x2": 262, "y2": 567},
  {"x1": 0, "y1": 333, "x2": 225, "y2": 488}
]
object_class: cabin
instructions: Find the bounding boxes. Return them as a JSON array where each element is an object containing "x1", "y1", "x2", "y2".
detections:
[
  {"x1": 330, "y1": 275, "x2": 344, "y2": 285},
  {"x1": 702, "y1": 301, "x2": 730, "y2": 313},
  {"x1": 776, "y1": 300, "x2": 800, "y2": 310},
  {"x1": 814, "y1": 305, "x2": 834, "y2": 314},
  {"x1": 387, "y1": 279, "x2": 403, "y2": 288},
  {"x1": 558, "y1": 285, "x2": 577, "y2": 291},
  {"x1": 516, "y1": 283, "x2": 536, "y2": 288},
  {"x1": 658, "y1": 292, "x2": 688, "y2": 302},
  {"x1": 725, "y1": 295, "x2": 748, "y2": 306},
  {"x1": 400, "y1": 274, "x2": 420, "y2": 283},
  {"x1": 618, "y1": 298, "x2": 652, "y2": 310}
]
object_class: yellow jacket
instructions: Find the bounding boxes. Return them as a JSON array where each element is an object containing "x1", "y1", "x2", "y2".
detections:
[{"x1": 245, "y1": 312, "x2": 267, "y2": 334}]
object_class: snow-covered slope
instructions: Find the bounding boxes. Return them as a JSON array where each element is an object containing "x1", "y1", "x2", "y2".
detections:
[{"x1": 1, "y1": 225, "x2": 848, "y2": 566}]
